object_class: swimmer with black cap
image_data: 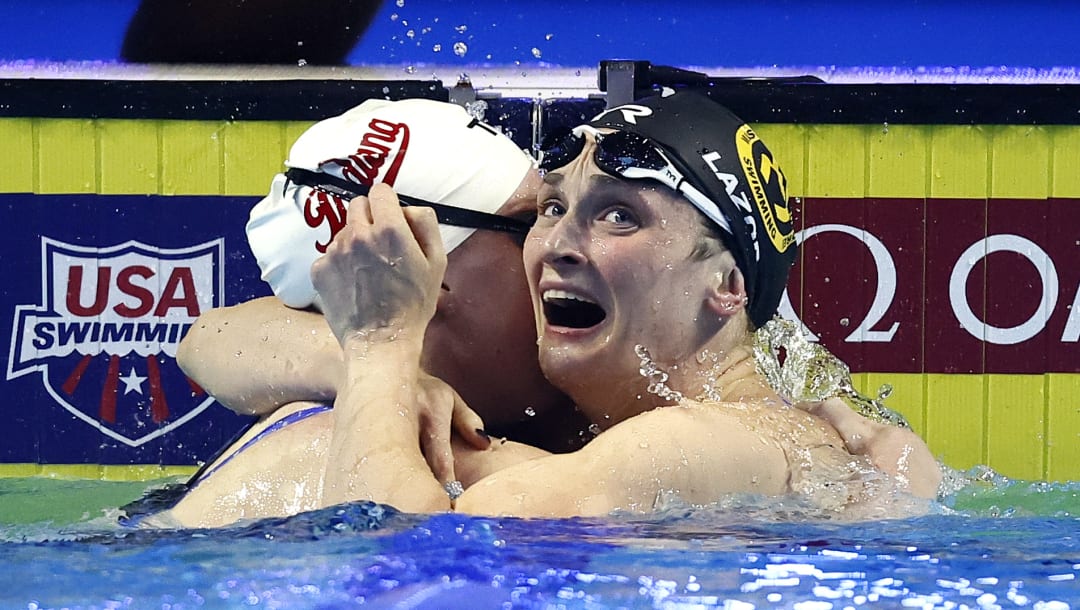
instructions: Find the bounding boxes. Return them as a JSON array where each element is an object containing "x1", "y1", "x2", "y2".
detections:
[{"x1": 313, "y1": 89, "x2": 940, "y2": 517}]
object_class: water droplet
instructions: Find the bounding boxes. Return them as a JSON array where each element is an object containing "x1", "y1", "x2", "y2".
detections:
[
  {"x1": 531, "y1": 47, "x2": 542, "y2": 58},
  {"x1": 524, "y1": 406, "x2": 536, "y2": 417},
  {"x1": 382, "y1": 86, "x2": 390, "y2": 95},
  {"x1": 839, "y1": 317, "x2": 850, "y2": 327},
  {"x1": 395, "y1": 0, "x2": 405, "y2": 6},
  {"x1": 588, "y1": 424, "x2": 601, "y2": 436},
  {"x1": 545, "y1": 33, "x2": 554, "y2": 41},
  {"x1": 404, "y1": 65, "x2": 417, "y2": 74},
  {"x1": 882, "y1": 121, "x2": 889, "y2": 134},
  {"x1": 432, "y1": 43, "x2": 441, "y2": 52},
  {"x1": 453, "y1": 41, "x2": 468, "y2": 57},
  {"x1": 390, "y1": 13, "x2": 398, "y2": 21},
  {"x1": 297, "y1": 58, "x2": 307, "y2": 67},
  {"x1": 455, "y1": 24, "x2": 467, "y2": 33},
  {"x1": 406, "y1": 29, "x2": 415, "y2": 39}
]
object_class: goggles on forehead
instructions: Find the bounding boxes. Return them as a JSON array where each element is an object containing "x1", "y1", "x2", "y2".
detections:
[
  {"x1": 283, "y1": 167, "x2": 533, "y2": 236},
  {"x1": 538, "y1": 126, "x2": 733, "y2": 235}
]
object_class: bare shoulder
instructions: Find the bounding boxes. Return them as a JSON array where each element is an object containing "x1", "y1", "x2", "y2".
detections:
[{"x1": 585, "y1": 402, "x2": 794, "y2": 500}]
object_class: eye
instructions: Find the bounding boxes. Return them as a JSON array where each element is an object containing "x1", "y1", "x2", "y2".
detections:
[
  {"x1": 539, "y1": 199, "x2": 566, "y2": 218},
  {"x1": 601, "y1": 207, "x2": 637, "y2": 226}
]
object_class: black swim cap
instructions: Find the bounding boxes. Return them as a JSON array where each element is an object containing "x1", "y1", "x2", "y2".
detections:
[{"x1": 587, "y1": 89, "x2": 798, "y2": 328}]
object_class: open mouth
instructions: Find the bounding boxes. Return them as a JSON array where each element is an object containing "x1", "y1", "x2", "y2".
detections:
[{"x1": 542, "y1": 289, "x2": 607, "y2": 329}]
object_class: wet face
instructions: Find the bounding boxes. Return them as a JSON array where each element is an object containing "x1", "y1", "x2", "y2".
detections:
[
  {"x1": 524, "y1": 138, "x2": 730, "y2": 419},
  {"x1": 420, "y1": 170, "x2": 572, "y2": 434}
]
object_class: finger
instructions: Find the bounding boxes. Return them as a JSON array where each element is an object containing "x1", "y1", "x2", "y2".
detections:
[
  {"x1": 419, "y1": 398, "x2": 457, "y2": 490},
  {"x1": 367, "y1": 182, "x2": 406, "y2": 228},
  {"x1": 402, "y1": 205, "x2": 446, "y2": 266},
  {"x1": 802, "y1": 398, "x2": 873, "y2": 453},
  {"x1": 450, "y1": 389, "x2": 491, "y2": 450},
  {"x1": 347, "y1": 194, "x2": 374, "y2": 226}
]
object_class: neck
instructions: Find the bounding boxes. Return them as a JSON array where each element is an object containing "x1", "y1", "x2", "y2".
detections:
[{"x1": 571, "y1": 326, "x2": 774, "y2": 432}]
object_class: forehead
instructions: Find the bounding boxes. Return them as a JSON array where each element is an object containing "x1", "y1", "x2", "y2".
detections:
[{"x1": 544, "y1": 163, "x2": 692, "y2": 214}]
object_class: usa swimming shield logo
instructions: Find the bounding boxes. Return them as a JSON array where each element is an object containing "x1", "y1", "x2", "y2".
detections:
[{"x1": 6, "y1": 237, "x2": 224, "y2": 447}]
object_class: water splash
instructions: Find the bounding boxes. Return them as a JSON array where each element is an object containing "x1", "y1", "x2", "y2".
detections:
[
  {"x1": 694, "y1": 349, "x2": 727, "y2": 402},
  {"x1": 464, "y1": 99, "x2": 488, "y2": 122},
  {"x1": 635, "y1": 345, "x2": 684, "y2": 403},
  {"x1": 753, "y1": 318, "x2": 909, "y2": 428}
]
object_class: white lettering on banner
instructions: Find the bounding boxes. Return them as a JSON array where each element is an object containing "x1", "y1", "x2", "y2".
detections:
[
  {"x1": 780, "y1": 224, "x2": 900, "y2": 343},
  {"x1": 592, "y1": 104, "x2": 652, "y2": 125},
  {"x1": 1065, "y1": 285, "x2": 1080, "y2": 342},
  {"x1": 949, "y1": 234, "x2": 1059, "y2": 345}
]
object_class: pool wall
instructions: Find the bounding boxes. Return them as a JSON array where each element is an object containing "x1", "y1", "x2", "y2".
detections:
[{"x1": 0, "y1": 69, "x2": 1077, "y2": 482}]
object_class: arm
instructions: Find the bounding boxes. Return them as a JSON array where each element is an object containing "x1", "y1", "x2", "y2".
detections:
[
  {"x1": 177, "y1": 296, "x2": 342, "y2": 416},
  {"x1": 456, "y1": 406, "x2": 791, "y2": 518},
  {"x1": 313, "y1": 184, "x2": 463, "y2": 512},
  {"x1": 799, "y1": 398, "x2": 943, "y2": 499}
]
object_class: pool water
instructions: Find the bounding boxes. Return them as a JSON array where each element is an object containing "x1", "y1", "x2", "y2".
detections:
[{"x1": 2, "y1": 473, "x2": 1079, "y2": 609}]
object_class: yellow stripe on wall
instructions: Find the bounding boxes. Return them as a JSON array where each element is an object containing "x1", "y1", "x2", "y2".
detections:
[
  {"x1": 0, "y1": 464, "x2": 197, "y2": 481},
  {"x1": 990, "y1": 126, "x2": 1050, "y2": 199},
  {"x1": 1051, "y1": 127, "x2": 1080, "y2": 197},
  {"x1": 986, "y1": 374, "x2": 1046, "y2": 481},
  {"x1": 926, "y1": 374, "x2": 986, "y2": 472},
  {"x1": 1047, "y1": 373, "x2": 1080, "y2": 482},
  {"x1": 752, "y1": 123, "x2": 807, "y2": 200},
  {"x1": 161, "y1": 121, "x2": 226, "y2": 194},
  {"x1": 0, "y1": 119, "x2": 34, "y2": 192},
  {"x1": 222, "y1": 121, "x2": 289, "y2": 195},
  {"x1": 806, "y1": 125, "x2": 867, "y2": 198},
  {"x1": 867, "y1": 125, "x2": 929, "y2": 198},
  {"x1": 38, "y1": 119, "x2": 97, "y2": 194},
  {"x1": 99, "y1": 120, "x2": 161, "y2": 194}
]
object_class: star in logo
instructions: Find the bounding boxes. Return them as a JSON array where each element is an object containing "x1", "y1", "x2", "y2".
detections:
[{"x1": 120, "y1": 367, "x2": 147, "y2": 395}]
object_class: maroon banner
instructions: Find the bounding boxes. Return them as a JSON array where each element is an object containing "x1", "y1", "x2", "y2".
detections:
[{"x1": 786, "y1": 197, "x2": 1078, "y2": 374}]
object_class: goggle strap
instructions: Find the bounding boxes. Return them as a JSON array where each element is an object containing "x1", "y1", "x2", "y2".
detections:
[{"x1": 283, "y1": 167, "x2": 532, "y2": 235}]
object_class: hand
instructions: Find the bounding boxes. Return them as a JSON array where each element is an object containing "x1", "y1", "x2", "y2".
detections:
[
  {"x1": 415, "y1": 373, "x2": 491, "y2": 494},
  {"x1": 799, "y1": 397, "x2": 943, "y2": 499},
  {"x1": 310, "y1": 183, "x2": 447, "y2": 347}
]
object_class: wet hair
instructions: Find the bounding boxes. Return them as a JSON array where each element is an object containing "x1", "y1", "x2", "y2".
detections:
[{"x1": 689, "y1": 213, "x2": 728, "y2": 262}]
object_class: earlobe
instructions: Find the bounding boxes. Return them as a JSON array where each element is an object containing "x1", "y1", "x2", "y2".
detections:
[{"x1": 705, "y1": 267, "x2": 748, "y2": 317}]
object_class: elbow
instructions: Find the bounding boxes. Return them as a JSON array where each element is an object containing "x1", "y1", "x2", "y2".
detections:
[
  {"x1": 176, "y1": 307, "x2": 227, "y2": 378},
  {"x1": 175, "y1": 320, "x2": 204, "y2": 378}
]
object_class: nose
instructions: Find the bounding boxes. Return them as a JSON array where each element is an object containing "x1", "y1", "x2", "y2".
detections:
[{"x1": 538, "y1": 217, "x2": 587, "y2": 267}]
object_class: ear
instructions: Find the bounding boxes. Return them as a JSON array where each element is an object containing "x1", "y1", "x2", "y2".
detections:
[{"x1": 705, "y1": 265, "x2": 748, "y2": 317}]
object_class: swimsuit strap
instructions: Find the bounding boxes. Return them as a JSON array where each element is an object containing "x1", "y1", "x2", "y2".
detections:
[{"x1": 191, "y1": 404, "x2": 333, "y2": 485}]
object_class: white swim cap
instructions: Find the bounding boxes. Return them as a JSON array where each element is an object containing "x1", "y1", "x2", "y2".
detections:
[{"x1": 246, "y1": 98, "x2": 534, "y2": 310}]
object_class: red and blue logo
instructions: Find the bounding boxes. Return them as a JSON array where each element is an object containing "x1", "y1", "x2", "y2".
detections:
[{"x1": 6, "y1": 237, "x2": 224, "y2": 447}]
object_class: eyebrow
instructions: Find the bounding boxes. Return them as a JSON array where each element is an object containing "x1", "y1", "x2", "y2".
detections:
[
  {"x1": 542, "y1": 172, "x2": 622, "y2": 189},
  {"x1": 542, "y1": 172, "x2": 564, "y2": 186}
]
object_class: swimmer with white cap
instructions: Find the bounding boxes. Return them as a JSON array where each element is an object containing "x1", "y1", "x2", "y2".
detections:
[
  {"x1": 150, "y1": 98, "x2": 584, "y2": 528},
  {"x1": 148, "y1": 96, "x2": 940, "y2": 527}
]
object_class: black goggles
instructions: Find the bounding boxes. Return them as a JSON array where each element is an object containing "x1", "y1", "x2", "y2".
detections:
[
  {"x1": 538, "y1": 129, "x2": 733, "y2": 235},
  {"x1": 284, "y1": 167, "x2": 533, "y2": 236}
]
